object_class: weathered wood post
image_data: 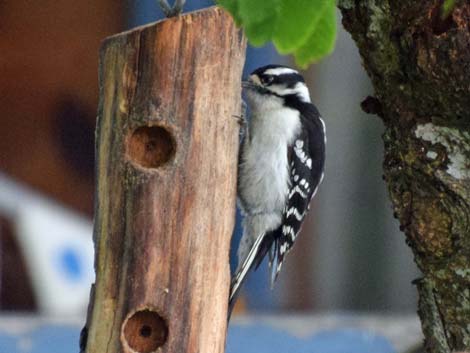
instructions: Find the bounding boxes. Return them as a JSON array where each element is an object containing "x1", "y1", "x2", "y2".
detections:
[{"x1": 83, "y1": 7, "x2": 246, "y2": 353}]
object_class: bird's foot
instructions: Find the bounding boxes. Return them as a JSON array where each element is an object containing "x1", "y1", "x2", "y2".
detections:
[{"x1": 232, "y1": 100, "x2": 248, "y2": 137}]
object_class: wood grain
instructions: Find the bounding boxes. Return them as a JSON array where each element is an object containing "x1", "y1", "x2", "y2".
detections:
[{"x1": 83, "y1": 7, "x2": 246, "y2": 353}]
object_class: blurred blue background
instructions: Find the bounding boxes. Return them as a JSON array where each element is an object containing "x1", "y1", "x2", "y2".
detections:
[
  {"x1": 1, "y1": 316, "x2": 413, "y2": 353},
  {"x1": 0, "y1": 0, "x2": 421, "y2": 352}
]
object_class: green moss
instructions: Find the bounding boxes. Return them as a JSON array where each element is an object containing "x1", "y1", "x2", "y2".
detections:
[{"x1": 367, "y1": 2, "x2": 400, "y2": 75}]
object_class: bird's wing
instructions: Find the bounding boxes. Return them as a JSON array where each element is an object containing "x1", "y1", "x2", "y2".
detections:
[{"x1": 266, "y1": 103, "x2": 326, "y2": 285}]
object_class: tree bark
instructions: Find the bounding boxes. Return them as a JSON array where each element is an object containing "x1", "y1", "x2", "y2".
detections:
[
  {"x1": 82, "y1": 7, "x2": 246, "y2": 353},
  {"x1": 337, "y1": 1, "x2": 470, "y2": 352}
]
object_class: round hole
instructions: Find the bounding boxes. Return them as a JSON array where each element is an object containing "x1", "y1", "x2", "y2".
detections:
[
  {"x1": 122, "y1": 309, "x2": 168, "y2": 353},
  {"x1": 140, "y1": 325, "x2": 152, "y2": 338},
  {"x1": 127, "y1": 126, "x2": 175, "y2": 168}
]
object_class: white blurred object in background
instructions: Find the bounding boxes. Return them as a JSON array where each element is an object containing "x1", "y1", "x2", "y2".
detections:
[{"x1": 0, "y1": 173, "x2": 94, "y2": 316}]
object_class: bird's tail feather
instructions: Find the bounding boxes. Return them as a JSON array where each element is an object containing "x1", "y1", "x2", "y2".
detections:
[
  {"x1": 228, "y1": 232, "x2": 265, "y2": 319},
  {"x1": 269, "y1": 238, "x2": 279, "y2": 289}
]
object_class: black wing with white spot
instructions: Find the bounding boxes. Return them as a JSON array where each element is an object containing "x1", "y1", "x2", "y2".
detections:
[{"x1": 254, "y1": 101, "x2": 326, "y2": 284}]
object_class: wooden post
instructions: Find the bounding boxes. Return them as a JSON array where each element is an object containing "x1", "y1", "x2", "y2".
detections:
[{"x1": 83, "y1": 7, "x2": 246, "y2": 353}]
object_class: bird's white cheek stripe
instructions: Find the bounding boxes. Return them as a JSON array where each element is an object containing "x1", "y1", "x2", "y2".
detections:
[{"x1": 264, "y1": 67, "x2": 298, "y2": 75}]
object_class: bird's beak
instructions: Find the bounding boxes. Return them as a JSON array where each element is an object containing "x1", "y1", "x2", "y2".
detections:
[
  {"x1": 242, "y1": 74, "x2": 268, "y2": 95},
  {"x1": 242, "y1": 75, "x2": 261, "y2": 90},
  {"x1": 242, "y1": 80, "x2": 253, "y2": 89}
]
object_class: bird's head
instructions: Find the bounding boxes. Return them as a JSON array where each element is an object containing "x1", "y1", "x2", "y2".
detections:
[{"x1": 242, "y1": 65, "x2": 311, "y2": 110}]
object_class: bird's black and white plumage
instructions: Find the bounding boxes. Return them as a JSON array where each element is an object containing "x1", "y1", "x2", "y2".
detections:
[{"x1": 230, "y1": 65, "x2": 326, "y2": 312}]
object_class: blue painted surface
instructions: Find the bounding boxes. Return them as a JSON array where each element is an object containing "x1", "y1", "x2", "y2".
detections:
[
  {"x1": 56, "y1": 247, "x2": 83, "y2": 282},
  {"x1": 0, "y1": 325, "x2": 78, "y2": 353},
  {"x1": 227, "y1": 324, "x2": 396, "y2": 353},
  {"x1": 0, "y1": 323, "x2": 395, "y2": 353},
  {"x1": 0, "y1": 334, "x2": 16, "y2": 353}
]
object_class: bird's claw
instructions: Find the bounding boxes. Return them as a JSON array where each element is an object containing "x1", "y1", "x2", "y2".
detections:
[
  {"x1": 232, "y1": 100, "x2": 248, "y2": 137},
  {"x1": 232, "y1": 114, "x2": 246, "y2": 127}
]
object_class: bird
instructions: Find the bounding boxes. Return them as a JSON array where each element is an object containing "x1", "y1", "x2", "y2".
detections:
[{"x1": 230, "y1": 64, "x2": 326, "y2": 314}]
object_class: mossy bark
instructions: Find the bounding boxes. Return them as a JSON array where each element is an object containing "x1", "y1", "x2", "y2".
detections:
[{"x1": 337, "y1": 1, "x2": 470, "y2": 352}]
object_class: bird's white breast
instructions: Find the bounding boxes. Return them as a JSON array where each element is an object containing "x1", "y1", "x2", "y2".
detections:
[{"x1": 238, "y1": 96, "x2": 301, "y2": 216}]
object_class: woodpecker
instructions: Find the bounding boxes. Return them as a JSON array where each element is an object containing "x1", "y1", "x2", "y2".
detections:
[{"x1": 230, "y1": 65, "x2": 326, "y2": 312}]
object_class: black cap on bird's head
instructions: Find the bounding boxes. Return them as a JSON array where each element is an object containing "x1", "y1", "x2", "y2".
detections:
[{"x1": 243, "y1": 65, "x2": 311, "y2": 103}]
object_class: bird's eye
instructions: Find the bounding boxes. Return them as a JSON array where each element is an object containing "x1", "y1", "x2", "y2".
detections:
[{"x1": 263, "y1": 76, "x2": 274, "y2": 85}]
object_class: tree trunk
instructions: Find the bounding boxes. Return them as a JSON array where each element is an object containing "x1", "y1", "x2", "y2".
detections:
[
  {"x1": 82, "y1": 6, "x2": 246, "y2": 353},
  {"x1": 337, "y1": 1, "x2": 470, "y2": 352}
]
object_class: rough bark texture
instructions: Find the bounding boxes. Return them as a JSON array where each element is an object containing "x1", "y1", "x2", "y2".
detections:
[
  {"x1": 337, "y1": 1, "x2": 470, "y2": 352},
  {"x1": 83, "y1": 7, "x2": 246, "y2": 353}
]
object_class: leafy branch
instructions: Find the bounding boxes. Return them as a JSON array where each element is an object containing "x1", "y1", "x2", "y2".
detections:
[{"x1": 217, "y1": 0, "x2": 337, "y2": 67}]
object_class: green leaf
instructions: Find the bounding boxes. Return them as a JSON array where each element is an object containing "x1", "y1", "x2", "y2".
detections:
[
  {"x1": 238, "y1": 0, "x2": 281, "y2": 25},
  {"x1": 294, "y1": 2, "x2": 337, "y2": 67},
  {"x1": 218, "y1": 0, "x2": 243, "y2": 25},
  {"x1": 273, "y1": 0, "x2": 330, "y2": 54},
  {"x1": 217, "y1": 0, "x2": 338, "y2": 66},
  {"x1": 244, "y1": 17, "x2": 278, "y2": 46}
]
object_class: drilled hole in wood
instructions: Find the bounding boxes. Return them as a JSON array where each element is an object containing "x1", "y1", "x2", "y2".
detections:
[
  {"x1": 123, "y1": 309, "x2": 168, "y2": 353},
  {"x1": 127, "y1": 126, "x2": 175, "y2": 168},
  {"x1": 140, "y1": 325, "x2": 152, "y2": 338}
]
